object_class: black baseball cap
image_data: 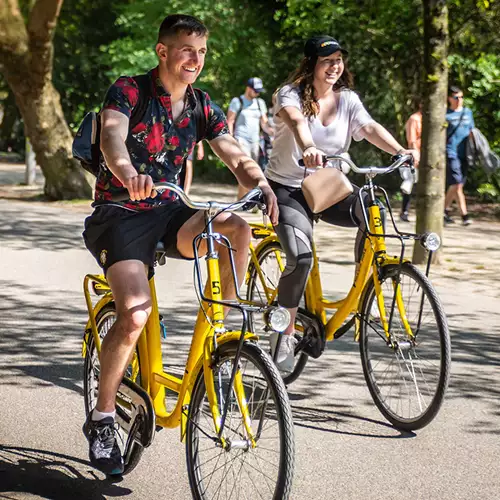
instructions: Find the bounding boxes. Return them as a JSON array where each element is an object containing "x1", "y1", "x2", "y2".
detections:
[
  {"x1": 247, "y1": 77, "x2": 265, "y2": 93},
  {"x1": 304, "y1": 35, "x2": 348, "y2": 58}
]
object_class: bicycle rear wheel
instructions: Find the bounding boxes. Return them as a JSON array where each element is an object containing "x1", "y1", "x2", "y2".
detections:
[
  {"x1": 246, "y1": 241, "x2": 309, "y2": 385},
  {"x1": 359, "y1": 262, "x2": 451, "y2": 431},
  {"x1": 186, "y1": 340, "x2": 294, "y2": 500},
  {"x1": 83, "y1": 302, "x2": 144, "y2": 474}
]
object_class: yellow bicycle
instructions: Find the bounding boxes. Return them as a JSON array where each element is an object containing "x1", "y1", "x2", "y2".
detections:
[
  {"x1": 82, "y1": 183, "x2": 295, "y2": 498},
  {"x1": 246, "y1": 155, "x2": 451, "y2": 431}
]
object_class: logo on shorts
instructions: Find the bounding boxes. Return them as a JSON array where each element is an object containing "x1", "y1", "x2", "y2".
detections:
[{"x1": 100, "y1": 249, "x2": 107, "y2": 265}]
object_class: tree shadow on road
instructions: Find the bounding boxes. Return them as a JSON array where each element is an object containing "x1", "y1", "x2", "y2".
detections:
[
  {"x1": 0, "y1": 202, "x2": 86, "y2": 251},
  {"x1": 0, "y1": 280, "x2": 86, "y2": 395},
  {"x1": 0, "y1": 444, "x2": 132, "y2": 499},
  {"x1": 290, "y1": 404, "x2": 416, "y2": 439}
]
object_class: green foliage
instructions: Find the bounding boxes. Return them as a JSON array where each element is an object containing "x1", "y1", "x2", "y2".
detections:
[
  {"x1": 15, "y1": 0, "x2": 498, "y2": 199},
  {"x1": 476, "y1": 182, "x2": 499, "y2": 202},
  {"x1": 53, "y1": 0, "x2": 126, "y2": 129}
]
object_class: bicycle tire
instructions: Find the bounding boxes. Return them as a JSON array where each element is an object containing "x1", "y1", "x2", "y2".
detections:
[
  {"x1": 359, "y1": 262, "x2": 451, "y2": 431},
  {"x1": 246, "y1": 240, "x2": 309, "y2": 385},
  {"x1": 186, "y1": 340, "x2": 295, "y2": 500},
  {"x1": 83, "y1": 302, "x2": 144, "y2": 475}
]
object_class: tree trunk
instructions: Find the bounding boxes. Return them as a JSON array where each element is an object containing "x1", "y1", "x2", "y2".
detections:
[
  {"x1": 0, "y1": 0, "x2": 92, "y2": 200},
  {"x1": 413, "y1": 0, "x2": 449, "y2": 264},
  {"x1": 25, "y1": 137, "x2": 36, "y2": 185}
]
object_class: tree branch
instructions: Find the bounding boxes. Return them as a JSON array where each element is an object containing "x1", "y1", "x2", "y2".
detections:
[
  {"x1": 0, "y1": 0, "x2": 29, "y2": 61},
  {"x1": 27, "y1": 0, "x2": 64, "y2": 81}
]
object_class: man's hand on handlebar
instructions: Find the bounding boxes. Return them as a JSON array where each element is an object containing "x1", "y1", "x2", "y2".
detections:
[
  {"x1": 259, "y1": 182, "x2": 279, "y2": 226},
  {"x1": 122, "y1": 174, "x2": 157, "y2": 201}
]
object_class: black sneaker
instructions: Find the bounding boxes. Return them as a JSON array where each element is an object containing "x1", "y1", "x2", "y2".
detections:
[
  {"x1": 399, "y1": 212, "x2": 410, "y2": 222},
  {"x1": 462, "y1": 214, "x2": 473, "y2": 226},
  {"x1": 83, "y1": 414, "x2": 124, "y2": 475},
  {"x1": 444, "y1": 213, "x2": 455, "y2": 224}
]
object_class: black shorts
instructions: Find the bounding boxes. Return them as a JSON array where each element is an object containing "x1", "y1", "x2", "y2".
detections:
[{"x1": 83, "y1": 202, "x2": 198, "y2": 275}]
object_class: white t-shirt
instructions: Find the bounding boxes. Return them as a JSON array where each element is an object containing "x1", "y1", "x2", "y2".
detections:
[
  {"x1": 265, "y1": 84, "x2": 375, "y2": 188},
  {"x1": 228, "y1": 95, "x2": 267, "y2": 143}
]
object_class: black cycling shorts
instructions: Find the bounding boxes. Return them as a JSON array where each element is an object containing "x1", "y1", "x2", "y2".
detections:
[{"x1": 83, "y1": 202, "x2": 198, "y2": 275}]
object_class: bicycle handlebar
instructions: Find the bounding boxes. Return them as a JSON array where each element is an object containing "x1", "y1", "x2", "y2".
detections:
[
  {"x1": 111, "y1": 182, "x2": 265, "y2": 213},
  {"x1": 298, "y1": 154, "x2": 414, "y2": 176}
]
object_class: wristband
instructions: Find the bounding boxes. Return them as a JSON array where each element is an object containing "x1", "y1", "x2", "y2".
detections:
[{"x1": 303, "y1": 144, "x2": 316, "y2": 152}]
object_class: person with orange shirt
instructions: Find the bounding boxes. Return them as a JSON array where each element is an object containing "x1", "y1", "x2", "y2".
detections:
[{"x1": 400, "y1": 102, "x2": 422, "y2": 222}]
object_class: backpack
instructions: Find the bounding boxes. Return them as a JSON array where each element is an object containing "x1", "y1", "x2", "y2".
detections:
[
  {"x1": 465, "y1": 128, "x2": 500, "y2": 176},
  {"x1": 72, "y1": 74, "x2": 207, "y2": 177}
]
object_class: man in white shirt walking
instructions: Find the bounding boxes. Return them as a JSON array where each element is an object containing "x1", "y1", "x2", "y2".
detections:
[{"x1": 227, "y1": 77, "x2": 274, "y2": 198}]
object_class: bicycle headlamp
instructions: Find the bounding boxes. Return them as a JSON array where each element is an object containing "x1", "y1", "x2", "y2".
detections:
[
  {"x1": 265, "y1": 307, "x2": 291, "y2": 333},
  {"x1": 420, "y1": 232, "x2": 441, "y2": 252}
]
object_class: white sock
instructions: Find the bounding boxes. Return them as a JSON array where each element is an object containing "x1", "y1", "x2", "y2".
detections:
[{"x1": 92, "y1": 408, "x2": 116, "y2": 421}]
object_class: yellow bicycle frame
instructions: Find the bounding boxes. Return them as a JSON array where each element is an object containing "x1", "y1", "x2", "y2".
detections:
[
  {"x1": 248, "y1": 203, "x2": 412, "y2": 343},
  {"x1": 83, "y1": 246, "x2": 258, "y2": 445}
]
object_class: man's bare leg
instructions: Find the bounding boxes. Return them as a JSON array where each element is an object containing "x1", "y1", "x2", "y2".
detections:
[
  {"x1": 444, "y1": 184, "x2": 458, "y2": 212},
  {"x1": 96, "y1": 260, "x2": 152, "y2": 413},
  {"x1": 456, "y1": 183, "x2": 468, "y2": 216},
  {"x1": 177, "y1": 211, "x2": 251, "y2": 299}
]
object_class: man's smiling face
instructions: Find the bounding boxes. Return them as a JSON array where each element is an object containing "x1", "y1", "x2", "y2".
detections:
[{"x1": 158, "y1": 31, "x2": 208, "y2": 85}]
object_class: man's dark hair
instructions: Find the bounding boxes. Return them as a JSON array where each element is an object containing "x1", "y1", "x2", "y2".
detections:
[
  {"x1": 158, "y1": 14, "x2": 208, "y2": 43},
  {"x1": 448, "y1": 85, "x2": 462, "y2": 95}
]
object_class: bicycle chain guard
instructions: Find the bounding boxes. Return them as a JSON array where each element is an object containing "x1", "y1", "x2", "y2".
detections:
[
  {"x1": 115, "y1": 377, "x2": 156, "y2": 463},
  {"x1": 295, "y1": 308, "x2": 326, "y2": 359}
]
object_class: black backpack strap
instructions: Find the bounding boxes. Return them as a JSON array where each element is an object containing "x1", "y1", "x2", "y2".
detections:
[
  {"x1": 234, "y1": 96, "x2": 245, "y2": 127},
  {"x1": 193, "y1": 88, "x2": 207, "y2": 143},
  {"x1": 129, "y1": 74, "x2": 152, "y2": 131}
]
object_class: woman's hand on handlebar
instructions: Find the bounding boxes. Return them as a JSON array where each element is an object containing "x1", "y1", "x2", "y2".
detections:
[
  {"x1": 302, "y1": 146, "x2": 327, "y2": 169},
  {"x1": 122, "y1": 174, "x2": 157, "y2": 201},
  {"x1": 397, "y1": 148, "x2": 420, "y2": 167},
  {"x1": 259, "y1": 182, "x2": 279, "y2": 226}
]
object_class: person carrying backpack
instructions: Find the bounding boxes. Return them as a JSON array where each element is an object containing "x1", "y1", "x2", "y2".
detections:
[
  {"x1": 444, "y1": 85, "x2": 475, "y2": 226},
  {"x1": 78, "y1": 14, "x2": 278, "y2": 476},
  {"x1": 227, "y1": 77, "x2": 274, "y2": 199}
]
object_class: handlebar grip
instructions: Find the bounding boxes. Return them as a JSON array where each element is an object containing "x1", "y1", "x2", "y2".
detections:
[
  {"x1": 298, "y1": 155, "x2": 327, "y2": 167},
  {"x1": 110, "y1": 188, "x2": 161, "y2": 203},
  {"x1": 110, "y1": 190, "x2": 131, "y2": 202}
]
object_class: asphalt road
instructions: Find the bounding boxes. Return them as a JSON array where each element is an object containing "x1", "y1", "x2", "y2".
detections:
[{"x1": 1, "y1": 190, "x2": 499, "y2": 499}]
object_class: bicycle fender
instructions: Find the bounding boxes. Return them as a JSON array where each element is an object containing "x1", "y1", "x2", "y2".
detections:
[
  {"x1": 179, "y1": 331, "x2": 258, "y2": 443},
  {"x1": 81, "y1": 294, "x2": 114, "y2": 357},
  {"x1": 246, "y1": 236, "x2": 281, "y2": 284}
]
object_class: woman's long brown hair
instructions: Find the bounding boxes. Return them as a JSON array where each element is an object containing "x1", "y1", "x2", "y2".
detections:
[{"x1": 275, "y1": 55, "x2": 354, "y2": 118}]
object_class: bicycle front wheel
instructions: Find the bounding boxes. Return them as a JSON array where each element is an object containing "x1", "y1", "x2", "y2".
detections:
[
  {"x1": 186, "y1": 340, "x2": 294, "y2": 500},
  {"x1": 246, "y1": 240, "x2": 309, "y2": 385},
  {"x1": 359, "y1": 262, "x2": 451, "y2": 431}
]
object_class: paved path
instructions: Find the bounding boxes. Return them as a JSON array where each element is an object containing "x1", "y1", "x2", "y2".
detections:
[{"x1": 1, "y1": 163, "x2": 500, "y2": 499}]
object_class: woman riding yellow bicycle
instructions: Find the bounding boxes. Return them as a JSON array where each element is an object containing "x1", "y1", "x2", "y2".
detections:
[{"x1": 264, "y1": 34, "x2": 419, "y2": 369}]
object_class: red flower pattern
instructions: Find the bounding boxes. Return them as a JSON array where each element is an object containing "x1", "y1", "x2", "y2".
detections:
[
  {"x1": 133, "y1": 122, "x2": 147, "y2": 133},
  {"x1": 144, "y1": 122, "x2": 165, "y2": 154},
  {"x1": 169, "y1": 136, "x2": 180, "y2": 147},
  {"x1": 115, "y1": 78, "x2": 139, "y2": 108},
  {"x1": 177, "y1": 116, "x2": 190, "y2": 128}
]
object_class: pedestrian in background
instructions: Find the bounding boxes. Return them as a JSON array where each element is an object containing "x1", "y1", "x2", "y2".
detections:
[
  {"x1": 400, "y1": 101, "x2": 422, "y2": 222},
  {"x1": 444, "y1": 85, "x2": 475, "y2": 226},
  {"x1": 181, "y1": 141, "x2": 204, "y2": 195},
  {"x1": 227, "y1": 77, "x2": 274, "y2": 199}
]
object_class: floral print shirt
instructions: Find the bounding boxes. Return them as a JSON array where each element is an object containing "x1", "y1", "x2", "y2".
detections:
[{"x1": 95, "y1": 66, "x2": 229, "y2": 210}]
